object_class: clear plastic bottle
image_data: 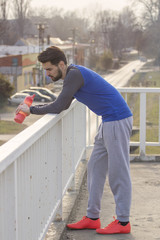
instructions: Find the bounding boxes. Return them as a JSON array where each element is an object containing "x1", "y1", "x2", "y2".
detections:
[{"x1": 14, "y1": 94, "x2": 35, "y2": 124}]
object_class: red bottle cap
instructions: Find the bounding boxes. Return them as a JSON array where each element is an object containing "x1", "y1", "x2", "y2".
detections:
[{"x1": 24, "y1": 94, "x2": 35, "y2": 106}]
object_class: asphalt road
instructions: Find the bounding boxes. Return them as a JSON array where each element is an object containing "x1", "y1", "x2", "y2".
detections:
[{"x1": 104, "y1": 60, "x2": 146, "y2": 87}]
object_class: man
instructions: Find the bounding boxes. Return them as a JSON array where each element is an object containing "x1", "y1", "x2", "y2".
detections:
[{"x1": 16, "y1": 46, "x2": 133, "y2": 234}]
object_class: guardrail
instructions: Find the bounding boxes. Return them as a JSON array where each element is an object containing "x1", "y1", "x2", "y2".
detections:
[
  {"x1": 87, "y1": 87, "x2": 160, "y2": 160},
  {"x1": 119, "y1": 87, "x2": 160, "y2": 160},
  {"x1": 0, "y1": 100, "x2": 86, "y2": 240},
  {"x1": 0, "y1": 87, "x2": 160, "y2": 240}
]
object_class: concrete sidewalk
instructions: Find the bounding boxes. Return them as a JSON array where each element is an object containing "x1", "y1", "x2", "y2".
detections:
[{"x1": 61, "y1": 162, "x2": 160, "y2": 240}]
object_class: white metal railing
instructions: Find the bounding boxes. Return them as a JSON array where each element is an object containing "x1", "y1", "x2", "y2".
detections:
[
  {"x1": 87, "y1": 87, "x2": 160, "y2": 160},
  {"x1": 119, "y1": 87, "x2": 160, "y2": 159},
  {"x1": 0, "y1": 87, "x2": 160, "y2": 240},
  {"x1": 0, "y1": 100, "x2": 86, "y2": 240}
]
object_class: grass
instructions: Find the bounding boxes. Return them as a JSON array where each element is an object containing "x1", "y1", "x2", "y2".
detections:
[
  {"x1": 130, "y1": 128, "x2": 160, "y2": 154},
  {"x1": 129, "y1": 71, "x2": 160, "y2": 88},
  {"x1": 0, "y1": 140, "x2": 5, "y2": 146},
  {"x1": 0, "y1": 104, "x2": 16, "y2": 114},
  {"x1": 0, "y1": 120, "x2": 27, "y2": 134}
]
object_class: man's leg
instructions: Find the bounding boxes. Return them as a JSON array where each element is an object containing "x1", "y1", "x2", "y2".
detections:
[
  {"x1": 67, "y1": 126, "x2": 108, "y2": 229},
  {"x1": 87, "y1": 134, "x2": 108, "y2": 219},
  {"x1": 103, "y1": 117, "x2": 133, "y2": 222},
  {"x1": 96, "y1": 117, "x2": 133, "y2": 235}
]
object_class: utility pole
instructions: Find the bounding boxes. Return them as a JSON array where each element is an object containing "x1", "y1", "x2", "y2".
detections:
[
  {"x1": 71, "y1": 28, "x2": 77, "y2": 64},
  {"x1": 0, "y1": 1, "x2": 7, "y2": 44},
  {"x1": 101, "y1": 18, "x2": 110, "y2": 51},
  {"x1": 35, "y1": 23, "x2": 47, "y2": 86},
  {"x1": 36, "y1": 23, "x2": 46, "y2": 52}
]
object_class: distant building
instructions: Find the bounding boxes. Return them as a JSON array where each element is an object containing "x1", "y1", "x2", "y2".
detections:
[
  {"x1": 15, "y1": 38, "x2": 39, "y2": 46},
  {"x1": 0, "y1": 53, "x2": 38, "y2": 92},
  {"x1": 49, "y1": 38, "x2": 64, "y2": 45},
  {"x1": 0, "y1": 39, "x2": 90, "y2": 92}
]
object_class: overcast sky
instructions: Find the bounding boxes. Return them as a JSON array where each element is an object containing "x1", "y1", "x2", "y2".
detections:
[{"x1": 30, "y1": 0, "x2": 130, "y2": 12}]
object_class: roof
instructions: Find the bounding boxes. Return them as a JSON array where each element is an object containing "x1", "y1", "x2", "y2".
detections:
[
  {"x1": 49, "y1": 38, "x2": 64, "y2": 45},
  {"x1": 15, "y1": 38, "x2": 39, "y2": 46}
]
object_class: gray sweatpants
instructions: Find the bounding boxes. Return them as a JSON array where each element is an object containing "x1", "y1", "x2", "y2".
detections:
[{"x1": 87, "y1": 116, "x2": 133, "y2": 222}]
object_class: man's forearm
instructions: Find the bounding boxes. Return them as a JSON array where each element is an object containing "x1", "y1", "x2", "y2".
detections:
[
  {"x1": 29, "y1": 94, "x2": 74, "y2": 115},
  {"x1": 30, "y1": 101, "x2": 65, "y2": 115}
]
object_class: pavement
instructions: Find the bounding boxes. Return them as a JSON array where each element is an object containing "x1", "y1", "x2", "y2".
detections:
[{"x1": 45, "y1": 160, "x2": 160, "y2": 240}]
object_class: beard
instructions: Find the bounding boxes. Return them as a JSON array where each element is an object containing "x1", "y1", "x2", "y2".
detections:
[{"x1": 49, "y1": 67, "x2": 62, "y2": 82}]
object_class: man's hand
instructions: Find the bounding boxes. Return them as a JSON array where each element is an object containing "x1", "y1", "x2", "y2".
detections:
[{"x1": 16, "y1": 103, "x2": 30, "y2": 116}]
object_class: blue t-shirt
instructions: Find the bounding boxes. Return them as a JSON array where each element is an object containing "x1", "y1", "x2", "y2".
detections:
[{"x1": 73, "y1": 64, "x2": 132, "y2": 122}]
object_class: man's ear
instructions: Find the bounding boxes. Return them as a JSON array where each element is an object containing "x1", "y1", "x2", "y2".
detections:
[{"x1": 58, "y1": 61, "x2": 65, "y2": 69}]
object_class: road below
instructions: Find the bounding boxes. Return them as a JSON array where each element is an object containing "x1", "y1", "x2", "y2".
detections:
[{"x1": 104, "y1": 60, "x2": 146, "y2": 87}]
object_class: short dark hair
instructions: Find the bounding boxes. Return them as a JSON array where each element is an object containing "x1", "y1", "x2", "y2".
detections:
[{"x1": 38, "y1": 46, "x2": 67, "y2": 65}]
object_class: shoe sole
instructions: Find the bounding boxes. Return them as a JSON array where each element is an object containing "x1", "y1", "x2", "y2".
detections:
[
  {"x1": 96, "y1": 231, "x2": 131, "y2": 234},
  {"x1": 67, "y1": 227, "x2": 98, "y2": 230}
]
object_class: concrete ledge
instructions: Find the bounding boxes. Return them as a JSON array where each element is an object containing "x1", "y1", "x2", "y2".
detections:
[{"x1": 130, "y1": 154, "x2": 160, "y2": 162}]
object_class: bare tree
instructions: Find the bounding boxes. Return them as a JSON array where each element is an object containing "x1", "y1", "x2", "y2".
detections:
[
  {"x1": 0, "y1": 0, "x2": 9, "y2": 44},
  {"x1": 0, "y1": 0, "x2": 7, "y2": 19},
  {"x1": 91, "y1": 8, "x2": 138, "y2": 58},
  {"x1": 118, "y1": 7, "x2": 139, "y2": 50},
  {"x1": 91, "y1": 10, "x2": 117, "y2": 53},
  {"x1": 132, "y1": 0, "x2": 160, "y2": 27},
  {"x1": 131, "y1": 0, "x2": 160, "y2": 58},
  {"x1": 12, "y1": 0, "x2": 31, "y2": 38}
]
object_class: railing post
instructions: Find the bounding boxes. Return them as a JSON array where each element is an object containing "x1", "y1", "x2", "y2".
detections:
[
  {"x1": 69, "y1": 108, "x2": 76, "y2": 191},
  {"x1": 55, "y1": 119, "x2": 63, "y2": 222},
  {"x1": 96, "y1": 115, "x2": 99, "y2": 133},
  {"x1": 83, "y1": 105, "x2": 87, "y2": 157},
  {"x1": 88, "y1": 108, "x2": 91, "y2": 146},
  {"x1": 159, "y1": 96, "x2": 160, "y2": 143},
  {"x1": 125, "y1": 92, "x2": 127, "y2": 102},
  {"x1": 140, "y1": 92, "x2": 146, "y2": 157},
  {"x1": 14, "y1": 161, "x2": 18, "y2": 240}
]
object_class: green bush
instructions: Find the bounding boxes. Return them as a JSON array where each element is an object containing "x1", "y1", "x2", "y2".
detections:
[
  {"x1": 96, "y1": 50, "x2": 113, "y2": 72},
  {"x1": 89, "y1": 52, "x2": 100, "y2": 69},
  {"x1": 113, "y1": 60, "x2": 120, "y2": 69},
  {"x1": 0, "y1": 74, "x2": 14, "y2": 106}
]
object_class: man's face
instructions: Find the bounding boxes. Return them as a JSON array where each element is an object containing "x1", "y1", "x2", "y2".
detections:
[{"x1": 42, "y1": 61, "x2": 62, "y2": 82}]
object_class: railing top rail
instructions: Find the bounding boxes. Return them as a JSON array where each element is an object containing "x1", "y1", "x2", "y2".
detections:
[
  {"x1": 0, "y1": 114, "x2": 55, "y2": 174},
  {"x1": 117, "y1": 87, "x2": 160, "y2": 93},
  {"x1": 0, "y1": 99, "x2": 78, "y2": 174}
]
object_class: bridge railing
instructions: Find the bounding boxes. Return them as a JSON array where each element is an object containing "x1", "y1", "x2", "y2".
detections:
[
  {"x1": 0, "y1": 100, "x2": 86, "y2": 240},
  {"x1": 87, "y1": 87, "x2": 160, "y2": 160},
  {"x1": 0, "y1": 87, "x2": 160, "y2": 240}
]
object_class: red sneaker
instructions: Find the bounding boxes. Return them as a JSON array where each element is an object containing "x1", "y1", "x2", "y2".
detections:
[
  {"x1": 67, "y1": 216, "x2": 101, "y2": 229},
  {"x1": 96, "y1": 217, "x2": 131, "y2": 234}
]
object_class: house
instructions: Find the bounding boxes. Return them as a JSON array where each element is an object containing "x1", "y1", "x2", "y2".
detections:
[
  {"x1": 0, "y1": 53, "x2": 38, "y2": 92},
  {"x1": 0, "y1": 41, "x2": 90, "y2": 92}
]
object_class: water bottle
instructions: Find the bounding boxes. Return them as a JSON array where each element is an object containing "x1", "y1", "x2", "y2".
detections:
[{"x1": 14, "y1": 94, "x2": 35, "y2": 124}]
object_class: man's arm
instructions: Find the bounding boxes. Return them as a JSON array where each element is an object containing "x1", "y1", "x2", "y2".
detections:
[{"x1": 16, "y1": 68, "x2": 84, "y2": 115}]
